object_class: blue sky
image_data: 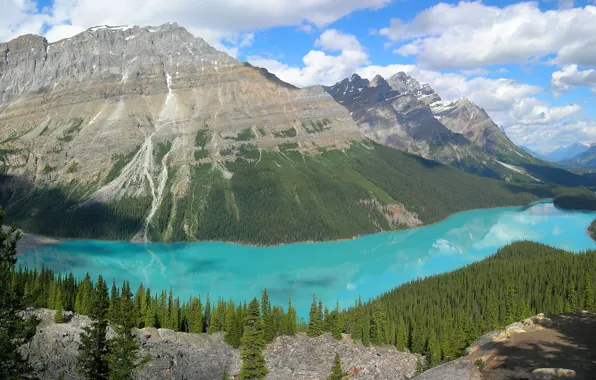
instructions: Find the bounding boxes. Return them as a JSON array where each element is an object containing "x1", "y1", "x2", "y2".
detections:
[{"x1": 3, "y1": 0, "x2": 596, "y2": 152}]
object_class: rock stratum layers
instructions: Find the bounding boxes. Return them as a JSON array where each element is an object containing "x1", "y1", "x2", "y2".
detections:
[
  {"x1": 324, "y1": 73, "x2": 557, "y2": 183},
  {"x1": 0, "y1": 24, "x2": 568, "y2": 244}
]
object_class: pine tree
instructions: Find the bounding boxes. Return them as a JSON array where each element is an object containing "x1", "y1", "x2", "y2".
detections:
[
  {"x1": 583, "y1": 271, "x2": 595, "y2": 311},
  {"x1": 331, "y1": 301, "x2": 342, "y2": 341},
  {"x1": 54, "y1": 287, "x2": 66, "y2": 323},
  {"x1": 307, "y1": 295, "x2": 323, "y2": 337},
  {"x1": 225, "y1": 300, "x2": 241, "y2": 348},
  {"x1": 505, "y1": 283, "x2": 517, "y2": 324},
  {"x1": 351, "y1": 297, "x2": 363, "y2": 342},
  {"x1": 189, "y1": 297, "x2": 203, "y2": 334},
  {"x1": 287, "y1": 300, "x2": 297, "y2": 336},
  {"x1": 238, "y1": 298, "x2": 268, "y2": 380},
  {"x1": 395, "y1": 317, "x2": 407, "y2": 351},
  {"x1": 425, "y1": 333, "x2": 441, "y2": 368},
  {"x1": 106, "y1": 281, "x2": 149, "y2": 380},
  {"x1": 370, "y1": 302, "x2": 387, "y2": 345},
  {"x1": 327, "y1": 353, "x2": 344, "y2": 380},
  {"x1": 362, "y1": 317, "x2": 371, "y2": 347},
  {"x1": 77, "y1": 275, "x2": 110, "y2": 380},
  {"x1": 204, "y1": 294, "x2": 211, "y2": 333},
  {"x1": 0, "y1": 215, "x2": 36, "y2": 379},
  {"x1": 567, "y1": 280, "x2": 578, "y2": 311}
]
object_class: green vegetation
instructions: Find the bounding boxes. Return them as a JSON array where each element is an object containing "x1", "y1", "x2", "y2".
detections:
[
  {"x1": 0, "y1": 209, "x2": 37, "y2": 379},
  {"x1": 237, "y1": 144, "x2": 260, "y2": 160},
  {"x1": 553, "y1": 192, "x2": 596, "y2": 211},
  {"x1": 272, "y1": 127, "x2": 297, "y2": 138},
  {"x1": 58, "y1": 118, "x2": 85, "y2": 142},
  {"x1": 7, "y1": 232, "x2": 596, "y2": 373},
  {"x1": 1, "y1": 142, "x2": 582, "y2": 244},
  {"x1": 233, "y1": 128, "x2": 255, "y2": 142},
  {"x1": 194, "y1": 149, "x2": 209, "y2": 160},
  {"x1": 327, "y1": 353, "x2": 344, "y2": 380},
  {"x1": 304, "y1": 119, "x2": 331, "y2": 133},
  {"x1": 258, "y1": 128, "x2": 266, "y2": 137},
  {"x1": 39, "y1": 125, "x2": 50, "y2": 136},
  {"x1": 195, "y1": 127, "x2": 211, "y2": 148},
  {"x1": 341, "y1": 241, "x2": 596, "y2": 365},
  {"x1": 154, "y1": 141, "x2": 172, "y2": 165},
  {"x1": 105, "y1": 146, "x2": 141, "y2": 184},
  {"x1": 42, "y1": 164, "x2": 56, "y2": 173},
  {"x1": 279, "y1": 142, "x2": 298, "y2": 152},
  {"x1": 66, "y1": 161, "x2": 79, "y2": 174}
]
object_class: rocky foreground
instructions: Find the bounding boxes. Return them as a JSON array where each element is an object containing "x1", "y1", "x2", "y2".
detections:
[
  {"x1": 21, "y1": 309, "x2": 418, "y2": 380},
  {"x1": 414, "y1": 311, "x2": 596, "y2": 380}
]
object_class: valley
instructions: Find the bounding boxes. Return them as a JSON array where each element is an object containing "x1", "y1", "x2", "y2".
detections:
[{"x1": 1, "y1": 16, "x2": 596, "y2": 380}]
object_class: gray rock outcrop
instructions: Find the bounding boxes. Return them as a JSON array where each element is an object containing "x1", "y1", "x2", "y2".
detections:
[{"x1": 21, "y1": 309, "x2": 419, "y2": 380}]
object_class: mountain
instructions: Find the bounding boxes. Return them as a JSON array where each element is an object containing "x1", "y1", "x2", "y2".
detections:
[
  {"x1": 326, "y1": 72, "x2": 595, "y2": 186},
  {"x1": 0, "y1": 24, "x2": 580, "y2": 244},
  {"x1": 545, "y1": 142, "x2": 588, "y2": 162},
  {"x1": 559, "y1": 144, "x2": 596, "y2": 168},
  {"x1": 520, "y1": 146, "x2": 548, "y2": 161}
]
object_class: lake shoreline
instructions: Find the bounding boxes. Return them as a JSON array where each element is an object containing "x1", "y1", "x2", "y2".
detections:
[{"x1": 13, "y1": 198, "x2": 553, "y2": 253}]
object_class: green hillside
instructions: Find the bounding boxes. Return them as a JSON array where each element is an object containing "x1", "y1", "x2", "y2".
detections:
[
  {"x1": 0, "y1": 142, "x2": 580, "y2": 244},
  {"x1": 341, "y1": 241, "x2": 596, "y2": 365}
]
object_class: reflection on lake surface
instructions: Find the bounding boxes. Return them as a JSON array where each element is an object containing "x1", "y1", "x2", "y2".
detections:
[{"x1": 19, "y1": 201, "x2": 596, "y2": 316}]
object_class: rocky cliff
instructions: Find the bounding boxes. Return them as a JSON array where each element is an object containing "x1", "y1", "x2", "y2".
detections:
[
  {"x1": 21, "y1": 309, "x2": 418, "y2": 380},
  {"x1": 324, "y1": 72, "x2": 559, "y2": 183},
  {"x1": 0, "y1": 24, "x2": 553, "y2": 244}
]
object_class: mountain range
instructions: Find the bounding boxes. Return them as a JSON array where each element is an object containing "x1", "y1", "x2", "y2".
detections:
[{"x1": 0, "y1": 23, "x2": 591, "y2": 244}]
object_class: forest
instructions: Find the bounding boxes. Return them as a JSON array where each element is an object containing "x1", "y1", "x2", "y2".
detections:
[
  {"x1": 553, "y1": 192, "x2": 596, "y2": 211},
  {"x1": 5, "y1": 239, "x2": 596, "y2": 375},
  {"x1": 0, "y1": 142, "x2": 588, "y2": 245}
]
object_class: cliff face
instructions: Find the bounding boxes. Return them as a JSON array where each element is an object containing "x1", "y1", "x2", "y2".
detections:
[
  {"x1": 325, "y1": 72, "x2": 545, "y2": 182},
  {"x1": 0, "y1": 23, "x2": 360, "y2": 189},
  {"x1": 21, "y1": 309, "x2": 418, "y2": 380}
]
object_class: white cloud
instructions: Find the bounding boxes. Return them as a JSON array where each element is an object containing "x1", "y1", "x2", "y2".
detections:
[
  {"x1": 250, "y1": 30, "x2": 583, "y2": 150},
  {"x1": 1, "y1": 0, "x2": 392, "y2": 55},
  {"x1": 551, "y1": 64, "x2": 596, "y2": 95},
  {"x1": 248, "y1": 29, "x2": 369, "y2": 87},
  {"x1": 378, "y1": 1, "x2": 596, "y2": 69}
]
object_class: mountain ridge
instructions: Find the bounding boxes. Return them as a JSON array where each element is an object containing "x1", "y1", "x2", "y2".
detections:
[{"x1": 0, "y1": 23, "x2": 589, "y2": 243}]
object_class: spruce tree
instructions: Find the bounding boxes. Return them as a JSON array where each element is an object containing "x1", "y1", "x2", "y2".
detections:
[
  {"x1": 0, "y1": 215, "x2": 37, "y2": 379},
  {"x1": 261, "y1": 289, "x2": 275, "y2": 342},
  {"x1": 106, "y1": 281, "x2": 149, "y2": 380},
  {"x1": 307, "y1": 295, "x2": 323, "y2": 337},
  {"x1": 189, "y1": 297, "x2": 203, "y2": 334},
  {"x1": 287, "y1": 300, "x2": 297, "y2": 336},
  {"x1": 425, "y1": 333, "x2": 441, "y2": 368},
  {"x1": 583, "y1": 271, "x2": 595, "y2": 311},
  {"x1": 331, "y1": 301, "x2": 342, "y2": 341},
  {"x1": 78, "y1": 275, "x2": 110, "y2": 380},
  {"x1": 224, "y1": 300, "x2": 241, "y2": 348},
  {"x1": 362, "y1": 317, "x2": 371, "y2": 347},
  {"x1": 370, "y1": 302, "x2": 387, "y2": 345},
  {"x1": 204, "y1": 294, "x2": 211, "y2": 332},
  {"x1": 238, "y1": 298, "x2": 268, "y2": 380},
  {"x1": 54, "y1": 287, "x2": 66, "y2": 323},
  {"x1": 327, "y1": 353, "x2": 344, "y2": 380},
  {"x1": 395, "y1": 317, "x2": 407, "y2": 351}
]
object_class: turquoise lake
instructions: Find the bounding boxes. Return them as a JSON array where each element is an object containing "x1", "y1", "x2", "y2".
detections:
[{"x1": 18, "y1": 201, "x2": 596, "y2": 317}]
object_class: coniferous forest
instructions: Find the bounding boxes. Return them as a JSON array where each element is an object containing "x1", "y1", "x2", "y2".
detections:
[{"x1": 4, "y1": 234, "x2": 596, "y2": 376}]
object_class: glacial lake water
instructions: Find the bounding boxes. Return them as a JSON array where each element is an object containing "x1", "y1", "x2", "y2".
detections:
[{"x1": 18, "y1": 200, "x2": 596, "y2": 317}]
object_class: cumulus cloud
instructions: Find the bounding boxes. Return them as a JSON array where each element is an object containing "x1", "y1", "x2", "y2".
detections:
[
  {"x1": 551, "y1": 64, "x2": 596, "y2": 95},
  {"x1": 378, "y1": 1, "x2": 596, "y2": 69},
  {"x1": 249, "y1": 30, "x2": 583, "y2": 150},
  {"x1": 0, "y1": 0, "x2": 392, "y2": 54},
  {"x1": 248, "y1": 29, "x2": 369, "y2": 87}
]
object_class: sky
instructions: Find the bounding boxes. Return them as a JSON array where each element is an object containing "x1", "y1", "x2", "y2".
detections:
[{"x1": 2, "y1": 0, "x2": 596, "y2": 153}]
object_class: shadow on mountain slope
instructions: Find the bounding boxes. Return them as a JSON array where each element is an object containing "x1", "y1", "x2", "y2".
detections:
[{"x1": 0, "y1": 174, "x2": 147, "y2": 240}]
